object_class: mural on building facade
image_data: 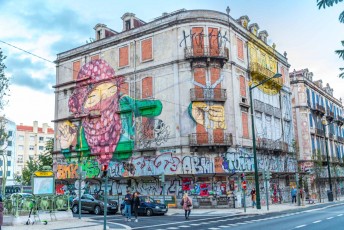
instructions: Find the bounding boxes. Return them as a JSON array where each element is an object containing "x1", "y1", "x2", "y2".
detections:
[
  {"x1": 57, "y1": 59, "x2": 164, "y2": 165},
  {"x1": 188, "y1": 102, "x2": 226, "y2": 129},
  {"x1": 136, "y1": 118, "x2": 170, "y2": 149}
]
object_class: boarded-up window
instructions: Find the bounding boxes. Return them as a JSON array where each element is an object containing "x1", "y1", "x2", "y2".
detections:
[
  {"x1": 237, "y1": 38, "x2": 244, "y2": 60},
  {"x1": 194, "y1": 68, "x2": 206, "y2": 98},
  {"x1": 208, "y1": 27, "x2": 219, "y2": 56},
  {"x1": 192, "y1": 27, "x2": 204, "y2": 56},
  {"x1": 281, "y1": 66, "x2": 286, "y2": 84},
  {"x1": 120, "y1": 82, "x2": 129, "y2": 95},
  {"x1": 242, "y1": 112, "x2": 249, "y2": 138},
  {"x1": 142, "y1": 77, "x2": 152, "y2": 99},
  {"x1": 213, "y1": 129, "x2": 224, "y2": 144},
  {"x1": 210, "y1": 67, "x2": 221, "y2": 99},
  {"x1": 91, "y1": 55, "x2": 99, "y2": 61},
  {"x1": 239, "y1": 76, "x2": 246, "y2": 97},
  {"x1": 196, "y1": 125, "x2": 208, "y2": 144},
  {"x1": 72, "y1": 60, "x2": 80, "y2": 80},
  {"x1": 119, "y1": 46, "x2": 129, "y2": 67},
  {"x1": 141, "y1": 38, "x2": 153, "y2": 62}
]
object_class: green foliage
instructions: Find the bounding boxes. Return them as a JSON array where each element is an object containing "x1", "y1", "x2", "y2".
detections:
[
  {"x1": 16, "y1": 139, "x2": 54, "y2": 185},
  {"x1": 0, "y1": 49, "x2": 9, "y2": 110}
]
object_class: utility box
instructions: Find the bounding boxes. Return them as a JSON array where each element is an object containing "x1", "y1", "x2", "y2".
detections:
[{"x1": 327, "y1": 190, "x2": 333, "y2": 202}]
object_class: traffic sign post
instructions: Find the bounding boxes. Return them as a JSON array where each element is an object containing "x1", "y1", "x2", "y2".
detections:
[{"x1": 241, "y1": 180, "x2": 247, "y2": 213}]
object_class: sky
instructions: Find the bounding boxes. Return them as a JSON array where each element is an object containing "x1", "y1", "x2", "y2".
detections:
[{"x1": 0, "y1": 0, "x2": 343, "y2": 128}]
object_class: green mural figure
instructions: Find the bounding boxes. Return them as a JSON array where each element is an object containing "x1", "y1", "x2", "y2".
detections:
[{"x1": 65, "y1": 59, "x2": 162, "y2": 165}]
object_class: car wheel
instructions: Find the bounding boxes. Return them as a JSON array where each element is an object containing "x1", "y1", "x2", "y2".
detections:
[
  {"x1": 146, "y1": 208, "x2": 153, "y2": 216},
  {"x1": 72, "y1": 205, "x2": 79, "y2": 214},
  {"x1": 94, "y1": 205, "x2": 101, "y2": 215}
]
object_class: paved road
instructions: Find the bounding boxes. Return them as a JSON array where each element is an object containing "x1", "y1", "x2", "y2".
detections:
[{"x1": 74, "y1": 202, "x2": 344, "y2": 230}]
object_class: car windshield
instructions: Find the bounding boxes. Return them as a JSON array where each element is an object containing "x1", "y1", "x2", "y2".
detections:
[{"x1": 142, "y1": 197, "x2": 155, "y2": 203}]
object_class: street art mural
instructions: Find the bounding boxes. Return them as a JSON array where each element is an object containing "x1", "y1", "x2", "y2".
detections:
[
  {"x1": 188, "y1": 102, "x2": 226, "y2": 129},
  {"x1": 57, "y1": 59, "x2": 164, "y2": 165},
  {"x1": 136, "y1": 118, "x2": 170, "y2": 149}
]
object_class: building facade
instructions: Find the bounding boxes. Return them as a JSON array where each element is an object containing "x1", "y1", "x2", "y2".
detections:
[
  {"x1": 54, "y1": 9, "x2": 295, "y2": 207},
  {"x1": 0, "y1": 118, "x2": 16, "y2": 187},
  {"x1": 290, "y1": 69, "x2": 344, "y2": 200},
  {"x1": 15, "y1": 121, "x2": 54, "y2": 176}
]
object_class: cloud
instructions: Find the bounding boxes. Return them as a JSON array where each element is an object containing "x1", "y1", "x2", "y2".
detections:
[{"x1": 10, "y1": 71, "x2": 54, "y2": 94}]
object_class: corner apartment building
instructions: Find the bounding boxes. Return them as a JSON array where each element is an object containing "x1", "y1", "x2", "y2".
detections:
[
  {"x1": 0, "y1": 118, "x2": 16, "y2": 186},
  {"x1": 290, "y1": 68, "x2": 344, "y2": 199},
  {"x1": 54, "y1": 9, "x2": 295, "y2": 207},
  {"x1": 15, "y1": 121, "x2": 54, "y2": 175}
]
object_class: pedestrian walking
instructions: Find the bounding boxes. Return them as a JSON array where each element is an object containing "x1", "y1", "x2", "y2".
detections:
[
  {"x1": 132, "y1": 192, "x2": 140, "y2": 222},
  {"x1": 124, "y1": 190, "x2": 132, "y2": 221},
  {"x1": 180, "y1": 193, "x2": 192, "y2": 220},
  {"x1": 250, "y1": 188, "x2": 256, "y2": 208},
  {"x1": 291, "y1": 186, "x2": 297, "y2": 204}
]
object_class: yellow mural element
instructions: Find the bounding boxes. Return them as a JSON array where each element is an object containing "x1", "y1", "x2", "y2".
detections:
[
  {"x1": 191, "y1": 102, "x2": 226, "y2": 129},
  {"x1": 248, "y1": 33, "x2": 282, "y2": 95},
  {"x1": 57, "y1": 121, "x2": 77, "y2": 149},
  {"x1": 84, "y1": 82, "x2": 117, "y2": 109}
]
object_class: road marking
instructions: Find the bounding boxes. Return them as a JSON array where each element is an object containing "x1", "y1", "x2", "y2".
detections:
[
  {"x1": 327, "y1": 217, "x2": 334, "y2": 220},
  {"x1": 218, "y1": 226, "x2": 229, "y2": 228},
  {"x1": 190, "y1": 224, "x2": 201, "y2": 226},
  {"x1": 178, "y1": 226, "x2": 190, "y2": 228},
  {"x1": 295, "y1": 225, "x2": 306, "y2": 228},
  {"x1": 167, "y1": 228, "x2": 179, "y2": 230},
  {"x1": 208, "y1": 228, "x2": 220, "y2": 230},
  {"x1": 338, "y1": 214, "x2": 343, "y2": 216},
  {"x1": 313, "y1": 220, "x2": 322, "y2": 223},
  {"x1": 106, "y1": 222, "x2": 132, "y2": 230}
]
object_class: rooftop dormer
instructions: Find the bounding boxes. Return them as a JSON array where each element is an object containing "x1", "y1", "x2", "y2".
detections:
[
  {"x1": 121, "y1": 12, "x2": 146, "y2": 31},
  {"x1": 248, "y1": 23, "x2": 259, "y2": 36},
  {"x1": 94, "y1": 23, "x2": 117, "y2": 41},
  {"x1": 236, "y1": 15, "x2": 250, "y2": 29},
  {"x1": 258, "y1": 30, "x2": 268, "y2": 43}
]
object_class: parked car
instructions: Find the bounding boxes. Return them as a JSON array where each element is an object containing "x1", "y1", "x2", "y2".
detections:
[
  {"x1": 120, "y1": 196, "x2": 168, "y2": 216},
  {"x1": 72, "y1": 194, "x2": 118, "y2": 215}
]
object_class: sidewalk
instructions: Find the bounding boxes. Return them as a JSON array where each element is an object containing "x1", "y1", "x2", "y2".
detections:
[{"x1": 3, "y1": 199, "x2": 342, "y2": 230}]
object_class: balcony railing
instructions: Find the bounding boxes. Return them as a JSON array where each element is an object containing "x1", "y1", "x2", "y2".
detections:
[
  {"x1": 338, "y1": 136, "x2": 344, "y2": 143},
  {"x1": 190, "y1": 88, "x2": 227, "y2": 102},
  {"x1": 184, "y1": 46, "x2": 229, "y2": 61},
  {"x1": 332, "y1": 156, "x2": 339, "y2": 163},
  {"x1": 326, "y1": 109, "x2": 334, "y2": 121},
  {"x1": 315, "y1": 128, "x2": 325, "y2": 136},
  {"x1": 329, "y1": 133, "x2": 334, "y2": 139},
  {"x1": 273, "y1": 141, "x2": 289, "y2": 153},
  {"x1": 312, "y1": 103, "x2": 325, "y2": 115},
  {"x1": 189, "y1": 133, "x2": 233, "y2": 146},
  {"x1": 249, "y1": 62, "x2": 283, "y2": 87}
]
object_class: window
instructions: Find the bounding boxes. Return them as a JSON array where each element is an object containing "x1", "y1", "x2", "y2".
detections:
[
  {"x1": 39, "y1": 146, "x2": 44, "y2": 151},
  {"x1": 242, "y1": 112, "x2": 249, "y2": 138},
  {"x1": 18, "y1": 135, "x2": 24, "y2": 141},
  {"x1": 0, "y1": 160, "x2": 2, "y2": 166},
  {"x1": 7, "y1": 161, "x2": 11, "y2": 167},
  {"x1": 142, "y1": 77, "x2": 153, "y2": 99},
  {"x1": 237, "y1": 37, "x2": 244, "y2": 60},
  {"x1": 0, "y1": 171, "x2": 2, "y2": 177},
  {"x1": 125, "y1": 20, "x2": 131, "y2": 30},
  {"x1": 239, "y1": 76, "x2": 246, "y2": 97},
  {"x1": 29, "y1": 155, "x2": 34, "y2": 160},
  {"x1": 8, "y1": 131, "x2": 12, "y2": 137},
  {"x1": 309, "y1": 114, "x2": 313, "y2": 128},
  {"x1": 119, "y1": 46, "x2": 129, "y2": 67},
  {"x1": 7, "y1": 141, "x2": 12, "y2": 146},
  {"x1": 192, "y1": 27, "x2": 204, "y2": 56},
  {"x1": 73, "y1": 60, "x2": 81, "y2": 80},
  {"x1": 7, "y1": 150, "x2": 11, "y2": 156},
  {"x1": 29, "y1": 145, "x2": 34, "y2": 151},
  {"x1": 39, "y1": 136, "x2": 44, "y2": 142},
  {"x1": 29, "y1": 136, "x2": 35, "y2": 142},
  {"x1": 18, "y1": 145, "x2": 24, "y2": 151},
  {"x1": 141, "y1": 38, "x2": 153, "y2": 62},
  {"x1": 7, "y1": 171, "x2": 10, "y2": 177}
]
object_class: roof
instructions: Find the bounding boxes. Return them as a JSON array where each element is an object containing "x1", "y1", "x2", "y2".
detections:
[{"x1": 16, "y1": 125, "x2": 54, "y2": 134}]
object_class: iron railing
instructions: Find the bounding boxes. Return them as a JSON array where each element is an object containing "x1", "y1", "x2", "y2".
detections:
[
  {"x1": 184, "y1": 46, "x2": 229, "y2": 60},
  {"x1": 189, "y1": 133, "x2": 233, "y2": 146},
  {"x1": 190, "y1": 88, "x2": 227, "y2": 102}
]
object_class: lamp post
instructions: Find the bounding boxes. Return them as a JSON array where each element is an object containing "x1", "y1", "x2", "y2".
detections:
[
  {"x1": 321, "y1": 117, "x2": 336, "y2": 202},
  {"x1": 249, "y1": 73, "x2": 282, "y2": 210}
]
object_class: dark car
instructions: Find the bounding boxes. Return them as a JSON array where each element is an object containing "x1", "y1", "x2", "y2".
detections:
[
  {"x1": 72, "y1": 194, "x2": 118, "y2": 215},
  {"x1": 120, "y1": 196, "x2": 168, "y2": 216}
]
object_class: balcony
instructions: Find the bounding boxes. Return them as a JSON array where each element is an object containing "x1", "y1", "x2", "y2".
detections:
[
  {"x1": 315, "y1": 128, "x2": 325, "y2": 137},
  {"x1": 338, "y1": 136, "x2": 344, "y2": 143},
  {"x1": 184, "y1": 46, "x2": 229, "y2": 67},
  {"x1": 326, "y1": 109, "x2": 334, "y2": 121},
  {"x1": 249, "y1": 62, "x2": 283, "y2": 89},
  {"x1": 256, "y1": 138, "x2": 274, "y2": 150},
  {"x1": 189, "y1": 133, "x2": 233, "y2": 146},
  {"x1": 273, "y1": 141, "x2": 289, "y2": 153},
  {"x1": 331, "y1": 157, "x2": 339, "y2": 163},
  {"x1": 329, "y1": 133, "x2": 334, "y2": 139},
  {"x1": 312, "y1": 103, "x2": 325, "y2": 116},
  {"x1": 190, "y1": 88, "x2": 227, "y2": 102},
  {"x1": 334, "y1": 115, "x2": 344, "y2": 126},
  {"x1": 254, "y1": 99, "x2": 265, "y2": 113}
]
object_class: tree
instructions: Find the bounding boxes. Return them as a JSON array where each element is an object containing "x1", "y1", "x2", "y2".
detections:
[
  {"x1": 15, "y1": 139, "x2": 54, "y2": 185},
  {"x1": 0, "y1": 48, "x2": 10, "y2": 110},
  {"x1": 317, "y1": 0, "x2": 344, "y2": 78},
  {"x1": 312, "y1": 150, "x2": 324, "y2": 202}
]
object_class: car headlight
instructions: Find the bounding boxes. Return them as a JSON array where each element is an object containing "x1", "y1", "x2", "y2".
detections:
[{"x1": 155, "y1": 206, "x2": 160, "y2": 209}]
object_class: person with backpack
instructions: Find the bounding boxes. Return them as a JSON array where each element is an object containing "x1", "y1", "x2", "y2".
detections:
[{"x1": 181, "y1": 193, "x2": 192, "y2": 220}]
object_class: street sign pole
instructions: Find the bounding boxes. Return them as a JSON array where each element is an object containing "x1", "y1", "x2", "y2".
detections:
[
  {"x1": 265, "y1": 170, "x2": 269, "y2": 211},
  {"x1": 103, "y1": 173, "x2": 108, "y2": 230},
  {"x1": 78, "y1": 157, "x2": 82, "y2": 220}
]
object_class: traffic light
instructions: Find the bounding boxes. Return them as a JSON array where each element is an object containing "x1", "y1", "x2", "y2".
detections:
[
  {"x1": 101, "y1": 164, "x2": 108, "y2": 178},
  {"x1": 240, "y1": 173, "x2": 245, "y2": 181},
  {"x1": 159, "y1": 173, "x2": 165, "y2": 183}
]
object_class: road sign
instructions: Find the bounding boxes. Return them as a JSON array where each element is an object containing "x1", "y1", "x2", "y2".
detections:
[{"x1": 242, "y1": 181, "x2": 247, "y2": 190}]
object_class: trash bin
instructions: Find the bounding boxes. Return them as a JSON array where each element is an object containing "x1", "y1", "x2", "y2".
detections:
[{"x1": 327, "y1": 190, "x2": 334, "y2": 202}]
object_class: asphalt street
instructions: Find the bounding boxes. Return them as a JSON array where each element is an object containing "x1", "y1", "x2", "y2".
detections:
[{"x1": 73, "y1": 202, "x2": 344, "y2": 230}]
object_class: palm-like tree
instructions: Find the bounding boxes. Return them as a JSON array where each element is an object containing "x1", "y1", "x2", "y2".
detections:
[{"x1": 317, "y1": 0, "x2": 344, "y2": 77}]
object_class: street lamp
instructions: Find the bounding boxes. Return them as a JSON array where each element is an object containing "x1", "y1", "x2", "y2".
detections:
[
  {"x1": 321, "y1": 117, "x2": 338, "y2": 202},
  {"x1": 249, "y1": 73, "x2": 282, "y2": 209}
]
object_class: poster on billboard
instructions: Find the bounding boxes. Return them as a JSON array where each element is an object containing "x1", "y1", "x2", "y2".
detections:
[{"x1": 32, "y1": 177, "x2": 55, "y2": 195}]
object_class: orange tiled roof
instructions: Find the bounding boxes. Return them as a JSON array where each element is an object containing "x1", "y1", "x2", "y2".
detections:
[{"x1": 17, "y1": 125, "x2": 54, "y2": 134}]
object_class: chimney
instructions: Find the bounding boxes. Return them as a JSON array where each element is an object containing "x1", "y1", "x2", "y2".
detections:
[
  {"x1": 33, "y1": 121, "x2": 38, "y2": 133},
  {"x1": 42, "y1": 123, "x2": 48, "y2": 134}
]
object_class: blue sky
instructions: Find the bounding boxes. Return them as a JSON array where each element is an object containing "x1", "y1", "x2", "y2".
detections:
[{"x1": 0, "y1": 0, "x2": 343, "y2": 126}]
